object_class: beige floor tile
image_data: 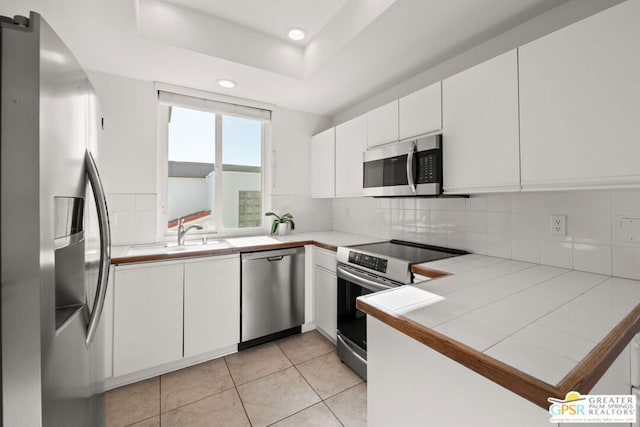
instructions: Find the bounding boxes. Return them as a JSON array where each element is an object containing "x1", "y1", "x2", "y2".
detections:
[
  {"x1": 271, "y1": 402, "x2": 342, "y2": 427},
  {"x1": 277, "y1": 331, "x2": 335, "y2": 365},
  {"x1": 128, "y1": 416, "x2": 160, "y2": 427},
  {"x1": 237, "y1": 366, "x2": 320, "y2": 427},
  {"x1": 161, "y1": 388, "x2": 250, "y2": 427},
  {"x1": 296, "y1": 352, "x2": 363, "y2": 399},
  {"x1": 161, "y1": 358, "x2": 234, "y2": 412},
  {"x1": 225, "y1": 343, "x2": 292, "y2": 385},
  {"x1": 106, "y1": 377, "x2": 159, "y2": 427},
  {"x1": 325, "y1": 383, "x2": 367, "y2": 427}
]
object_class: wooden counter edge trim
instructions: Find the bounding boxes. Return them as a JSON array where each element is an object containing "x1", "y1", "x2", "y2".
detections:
[
  {"x1": 411, "y1": 264, "x2": 451, "y2": 279},
  {"x1": 357, "y1": 298, "x2": 640, "y2": 410},
  {"x1": 112, "y1": 239, "x2": 327, "y2": 264},
  {"x1": 559, "y1": 303, "x2": 640, "y2": 394}
]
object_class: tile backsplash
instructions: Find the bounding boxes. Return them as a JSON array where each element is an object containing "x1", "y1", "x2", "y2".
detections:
[
  {"x1": 107, "y1": 193, "x2": 158, "y2": 246},
  {"x1": 332, "y1": 189, "x2": 640, "y2": 281}
]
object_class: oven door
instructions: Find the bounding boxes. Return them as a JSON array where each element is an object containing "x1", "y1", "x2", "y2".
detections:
[
  {"x1": 336, "y1": 264, "x2": 398, "y2": 379},
  {"x1": 362, "y1": 134, "x2": 442, "y2": 197}
]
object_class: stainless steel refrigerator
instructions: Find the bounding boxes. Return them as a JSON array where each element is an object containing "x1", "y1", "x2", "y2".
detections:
[{"x1": 1, "y1": 12, "x2": 111, "y2": 427}]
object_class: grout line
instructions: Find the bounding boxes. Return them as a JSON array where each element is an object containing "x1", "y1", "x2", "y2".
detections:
[{"x1": 223, "y1": 357, "x2": 253, "y2": 425}]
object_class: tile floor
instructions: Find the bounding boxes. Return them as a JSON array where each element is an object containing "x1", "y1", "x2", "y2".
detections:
[{"x1": 105, "y1": 331, "x2": 367, "y2": 427}]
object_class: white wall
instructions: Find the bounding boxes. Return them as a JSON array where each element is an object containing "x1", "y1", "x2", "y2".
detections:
[
  {"x1": 332, "y1": 189, "x2": 640, "y2": 281},
  {"x1": 88, "y1": 71, "x2": 332, "y2": 245}
]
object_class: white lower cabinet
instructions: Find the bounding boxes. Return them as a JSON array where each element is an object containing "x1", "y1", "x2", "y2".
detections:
[
  {"x1": 314, "y1": 247, "x2": 337, "y2": 343},
  {"x1": 183, "y1": 255, "x2": 240, "y2": 358},
  {"x1": 110, "y1": 254, "x2": 241, "y2": 381},
  {"x1": 113, "y1": 261, "x2": 184, "y2": 377}
]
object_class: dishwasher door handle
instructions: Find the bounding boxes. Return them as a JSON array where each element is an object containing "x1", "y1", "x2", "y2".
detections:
[{"x1": 267, "y1": 256, "x2": 285, "y2": 262}]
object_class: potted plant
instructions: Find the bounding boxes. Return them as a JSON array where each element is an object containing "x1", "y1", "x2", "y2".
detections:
[{"x1": 265, "y1": 212, "x2": 295, "y2": 235}]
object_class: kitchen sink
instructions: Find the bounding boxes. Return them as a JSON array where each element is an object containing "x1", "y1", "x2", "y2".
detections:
[{"x1": 124, "y1": 240, "x2": 231, "y2": 257}]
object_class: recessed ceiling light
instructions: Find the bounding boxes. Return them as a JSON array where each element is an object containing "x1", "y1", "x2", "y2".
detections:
[
  {"x1": 217, "y1": 79, "x2": 237, "y2": 89},
  {"x1": 287, "y1": 28, "x2": 305, "y2": 41}
]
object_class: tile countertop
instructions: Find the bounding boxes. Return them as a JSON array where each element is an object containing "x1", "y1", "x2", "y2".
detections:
[
  {"x1": 111, "y1": 231, "x2": 386, "y2": 264},
  {"x1": 357, "y1": 254, "x2": 640, "y2": 409}
]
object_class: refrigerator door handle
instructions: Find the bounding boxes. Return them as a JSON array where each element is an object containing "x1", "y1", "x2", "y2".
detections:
[{"x1": 85, "y1": 150, "x2": 111, "y2": 347}]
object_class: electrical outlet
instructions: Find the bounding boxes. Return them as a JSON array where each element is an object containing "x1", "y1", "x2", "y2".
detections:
[{"x1": 551, "y1": 215, "x2": 567, "y2": 236}]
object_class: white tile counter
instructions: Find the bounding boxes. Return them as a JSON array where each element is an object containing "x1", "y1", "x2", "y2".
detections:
[{"x1": 358, "y1": 254, "x2": 640, "y2": 409}]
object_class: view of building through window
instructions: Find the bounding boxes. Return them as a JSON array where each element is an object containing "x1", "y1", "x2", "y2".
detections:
[{"x1": 167, "y1": 106, "x2": 262, "y2": 232}]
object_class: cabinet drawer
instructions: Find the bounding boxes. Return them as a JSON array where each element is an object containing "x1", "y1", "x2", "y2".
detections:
[{"x1": 315, "y1": 247, "x2": 337, "y2": 271}]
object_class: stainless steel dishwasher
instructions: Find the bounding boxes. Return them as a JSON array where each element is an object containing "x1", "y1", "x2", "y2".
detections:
[{"x1": 240, "y1": 247, "x2": 305, "y2": 349}]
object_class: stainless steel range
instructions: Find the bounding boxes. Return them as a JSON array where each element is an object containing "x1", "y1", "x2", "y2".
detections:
[{"x1": 335, "y1": 240, "x2": 467, "y2": 380}]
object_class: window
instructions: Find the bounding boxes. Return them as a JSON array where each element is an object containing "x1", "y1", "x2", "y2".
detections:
[{"x1": 159, "y1": 91, "x2": 270, "y2": 234}]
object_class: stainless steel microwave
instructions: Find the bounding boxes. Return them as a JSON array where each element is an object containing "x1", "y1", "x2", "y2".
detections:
[{"x1": 363, "y1": 134, "x2": 442, "y2": 197}]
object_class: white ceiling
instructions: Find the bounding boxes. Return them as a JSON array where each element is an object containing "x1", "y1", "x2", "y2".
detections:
[{"x1": 0, "y1": 0, "x2": 571, "y2": 116}]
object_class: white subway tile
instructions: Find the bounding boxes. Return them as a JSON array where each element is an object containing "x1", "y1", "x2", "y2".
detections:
[
  {"x1": 135, "y1": 194, "x2": 156, "y2": 211},
  {"x1": 416, "y1": 210, "x2": 430, "y2": 228},
  {"x1": 573, "y1": 215, "x2": 611, "y2": 244},
  {"x1": 391, "y1": 198, "x2": 404, "y2": 210},
  {"x1": 448, "y1": 230, "x2": 466, "y2": 251},
  {"x1": 414, "y1": 227, "x2": 430, "y2": 244},
  {"x1": 429, "y1": 231, "x2": 449, "y2": 247},
  {"x1": 465, "y1": 232, "x2": 488, "y2": 255},
  {"x1": 431, "y1": 210, "x2": 447, "y2": 229},
  {"x1": 612, "y1": 246, "x2": 640, "y2": 280},
  {"x1": 487, "y1": 212, "x2": 511, "y2": 235},
  {"x1": 540, "y1": 240, "x2": 573, "y2": 269},
  {"x1": 447, "y1": 198, "x2": 466, "y2": 211},
  {"x1": 447, "y1": 211, "x2": 466, "y2": 230},
  {"x1": 416, "y1": 199, "x2": 430, "y2": 210},
  {"x1": 487, "y1": 234, "x2": 511, "y2": 259},
  {"x1": 511, "y1": 193, "x2": 539, "y2": 213},
  {"x1": 403, "y1": 198, "x2": 416, "y2": 210},
  {"x1": 511, "y1": 213, "x2": 539, "y2": 238},
  {"x1": 512, "y1": 238, "x2": 540, "y2": 263},
  {"x1": 572, "y1": 191, "x2": 610, "y2": 215},
  {"x1": 538, "y1": 192, "x2": 572, "y2": 214},
  {"x1": 111, "y1": 194, "x2": 135, "y2": 211},
  {"x1": 611, "y1": 189, "x2": 640, "y2": 216},
  {"x1": 376, "y1": 198, "x2": 391, "y2": 210},
  {"x1": 466, "y1": 196, "x2": 487, "y2": 212},
  {"x1": 134, "y1": 210, "x2": 156, "y2": 231},
  {"x1": 574, "y1": 244, "x2": 612, "y2": 275},
  {"x1": 431, "y1": 198, "x2": 447, "y2": 210},
  {"x1": 487, "y1": 194, "x2": 511, "y2": 212},
  {"x1": 465, "y1": 211, "x2": 487, "y2": 233},
  {"x1": 135, "y1": 226, "x2": 156, "y2": 244},
  {"x1": 113, "y1": 211, "x2": 135, "y2": 228}
]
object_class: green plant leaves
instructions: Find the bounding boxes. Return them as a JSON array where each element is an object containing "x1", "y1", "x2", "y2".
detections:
[{"x1": 265, "y1": 212, "x2": 294, "y2": 234}]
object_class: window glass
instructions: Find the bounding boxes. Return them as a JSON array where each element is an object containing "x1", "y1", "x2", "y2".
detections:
[
  {"x1": 164, "y1": 106, "x2": 263, "y2": 233},
  {"x1": 222, "y1": 116, "x2": 262, "y2": 229}
]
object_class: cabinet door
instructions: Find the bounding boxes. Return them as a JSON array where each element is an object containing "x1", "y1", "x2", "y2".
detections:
[
  {"x1": 314, "y1": 266, "x2": 337, "y2": 343},
  {"x1": 310, "y1": 127, "x2": 335, "y2": 198},
  {"x1": 442, "y1": 49, "x2": 520, "y2": 194},
  {"x1": 399, "y1": 82, "x2": 442, "y2": 140},
  {"x1": 184, "y1": 255, "x2": 240, "y2": 358},
  {"x1": 335, "y1": 114, "x2": 367, "y2": 197},
  {"x1": 367, "y1": 100, "x2": 399, "y2": 148},
  {"x1": 519, "y1": 0, "x2": 640, "y2": 190},
  {"x1": 113, "y1": 262, "x2": 183, "y2": 376}
]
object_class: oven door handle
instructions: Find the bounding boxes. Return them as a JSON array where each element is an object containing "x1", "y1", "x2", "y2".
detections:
[
  {"x1": 406, "y1": 139, "x2": 417, "y2": 194},
  {"x1": 337, "y1": 266, "x2": 394, "y2": 293}
]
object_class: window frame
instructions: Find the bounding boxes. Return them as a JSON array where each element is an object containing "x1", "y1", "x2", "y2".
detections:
[{"x1": 157, "y1": 93, "x2": 271, "y2": 239}]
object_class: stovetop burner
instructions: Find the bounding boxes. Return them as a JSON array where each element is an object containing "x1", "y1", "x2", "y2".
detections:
[{"x1": 347, "y1": 240, "x2": 466, "y2": 264}]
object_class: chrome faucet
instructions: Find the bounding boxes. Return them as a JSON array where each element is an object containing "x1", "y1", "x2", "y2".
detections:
[{"x1": 177, "y1": 218, "x2": 203, "y2": 245}]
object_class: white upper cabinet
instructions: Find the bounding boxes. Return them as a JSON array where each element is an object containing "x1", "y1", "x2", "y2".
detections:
[
  {"x1": 442, "y1": 49, "x2": 520, "y2": 194},
  {"x1": 519, "y1": 0, "x2": 640, "y2": 191},
  {"x1": 367, "y1": 100, "x2": 399, "y2": 148},
  {"x1": 335, "y1": 114, "x2": 367, "y2": 197},
  {"x1": 399, "y1": 82, "x2": 442, "y2": 140},
  {"x1": 310, "y1": 127, "x2": 335, "y2": 198}
]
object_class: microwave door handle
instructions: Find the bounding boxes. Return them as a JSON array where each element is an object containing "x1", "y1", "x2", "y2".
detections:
[
  {"x1": 85, "y1": 150, "x2": 111, "y2": 347},
  {"x1": 406, "y1": 140, "x2": 417, "y2": 194}
]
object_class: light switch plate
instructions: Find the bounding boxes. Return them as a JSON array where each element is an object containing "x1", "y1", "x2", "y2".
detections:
[{"x1": 621, "y1": 217, "x2": 640, "y2": 243}]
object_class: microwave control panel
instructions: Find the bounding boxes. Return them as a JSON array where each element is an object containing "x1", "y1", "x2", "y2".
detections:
[
  {"x1": 348, "y1": 251, "x2": 388, "y2": 273},
  {"x1": 416, "y1": 150, "x2": 440, "y2": 184}
]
